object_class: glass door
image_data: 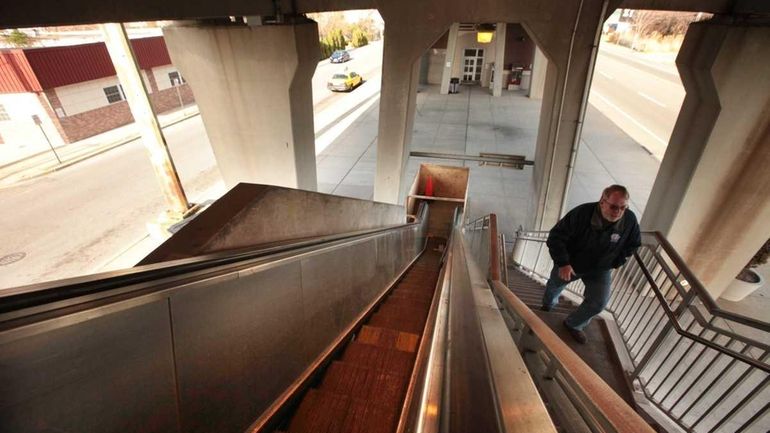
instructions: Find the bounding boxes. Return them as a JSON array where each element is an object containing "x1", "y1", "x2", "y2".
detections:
[{"x1": 462, "y1": 48, "x2": 485, "y2": 83}]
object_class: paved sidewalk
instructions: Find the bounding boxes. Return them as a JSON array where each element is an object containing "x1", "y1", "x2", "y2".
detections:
[
  {"x1": 0, "y1": 105, "x2": 200, "y2": 186},
  {"x1": 318, "y1": 83, "x2": 660, "y2": 234}
]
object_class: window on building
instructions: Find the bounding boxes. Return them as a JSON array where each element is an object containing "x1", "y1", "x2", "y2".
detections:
[
  {"x1": 103, "y1": 85, "x2": 125, "y2": 104},
  {"x1": 169, "y1": 71, "x2": 186, "y2": 87},
  {"x1": 0, "y1": 104, "x2": 10, "y2": 121}
]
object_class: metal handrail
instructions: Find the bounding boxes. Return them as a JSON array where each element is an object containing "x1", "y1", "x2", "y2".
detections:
[
  {"x1": 507, "y1": 228, "x2": 770, "y2": 433},
  {"x1": 463, "y1": 215, "x2": 655, "y2": 433}
]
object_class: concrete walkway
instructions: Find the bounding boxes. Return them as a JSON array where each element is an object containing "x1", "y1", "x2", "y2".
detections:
[{"x1": 318, "y1": 83, "x2": 660, "y2": 234}]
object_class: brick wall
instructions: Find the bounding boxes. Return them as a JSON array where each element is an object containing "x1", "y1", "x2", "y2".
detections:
[
  {"x1": 39, "y1": 90, "x2": 72, "y2": 143},
  {"x1": 150, "y1": 85, "x2": 195, "y2": 114},
  {"x1": 53, "y1": 83, "x2": 195, "y2": 143},
  {"x1": 58, "y1": 99, "x2": 134, "y2": 143}
]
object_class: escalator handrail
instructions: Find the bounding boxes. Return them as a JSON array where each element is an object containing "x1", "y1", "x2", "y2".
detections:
[{"x1": 0, "y1": 203, "x2": 429, "y2": 317}]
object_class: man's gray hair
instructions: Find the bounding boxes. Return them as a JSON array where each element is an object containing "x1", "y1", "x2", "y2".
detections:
[{"x1": 602, "y1": 184, "x2": 630, "y2": 200}]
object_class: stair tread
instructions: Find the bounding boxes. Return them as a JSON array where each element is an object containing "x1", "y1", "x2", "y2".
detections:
[
  {"x1": 358, "y1": 325, "x2": 419, "y2": 353},
  {"x1": 341, "y1": 342, "x2": 414, "y2": 375},
  {"x1": 320, "y1": 361, "x2": 409, "y2": 408}
]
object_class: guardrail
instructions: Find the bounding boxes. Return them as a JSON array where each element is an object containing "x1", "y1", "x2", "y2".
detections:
[
  {"x1": 508, "y1": 229, "x2": 770, "y2": 433},
  {"x1": 464, "y1": 215, "x2": 656, "y2": 433}
]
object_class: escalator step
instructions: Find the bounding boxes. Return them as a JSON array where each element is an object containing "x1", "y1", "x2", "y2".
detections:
[
  {"x1": 341, "y1": 342, "x2": 414, "y2": 376},
  {"x1": 369, "y1": 310, "x2": 425, "y2": 335},
  {"x1": 288, "y1": 389, "x2": 350, "y2": 433},
  {"x1": 341, "y1": 397, "x2": 399, "y2": 433},
  {"x1": 380, "y1": 297, "x2": 432, "y2": 311},
  {"x1": 387, "y1": 293, "x2": 433, "y2": 305},
  {"x1": 377, "y1": 301, "x2": 429, "y2": 319},
  {"x1": 357, "y1": 325, "x2": 419, "y2": 353},
  {"x1": 288, "y1": 389, "x2": 400, "y2": 433},
  {"x1": 321, "y1": 361, "x2": 409, "y2": 408},
  {"x1": 391, "y1": 288, "x2": 433, "y2": 300}
]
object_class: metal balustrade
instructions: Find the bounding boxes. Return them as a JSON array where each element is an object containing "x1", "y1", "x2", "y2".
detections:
[{"x1": 507, "y1": 229, "x2": 770, "y2": 433}]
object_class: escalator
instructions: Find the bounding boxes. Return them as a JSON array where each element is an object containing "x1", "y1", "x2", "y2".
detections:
[{"x1": 278, "y1": 238, "x2": 444, "y2": 433}]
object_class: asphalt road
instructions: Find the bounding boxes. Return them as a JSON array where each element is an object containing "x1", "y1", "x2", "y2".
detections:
[
  {"x1": 0, "y1": 41, "x2": 384, "y2": 290},
  {"x1": 589, "y1": 43, "x2": 684, "y2": 160}
]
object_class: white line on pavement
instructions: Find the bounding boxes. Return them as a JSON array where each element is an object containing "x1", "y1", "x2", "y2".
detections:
[
  {"x1": 592, "y1": 91, "x2": 668, "y2": 147},
  {"x1": 598, "y1": 71, "x2": 614, "y2": 80},
  {"x1": 637, "y1": 91, "x2": 667, "y2": 108}
]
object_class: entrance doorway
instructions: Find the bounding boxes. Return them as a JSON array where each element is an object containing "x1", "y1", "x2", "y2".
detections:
[{"x1": 462, "y1": 48, "x2": 484, "y2": 83}]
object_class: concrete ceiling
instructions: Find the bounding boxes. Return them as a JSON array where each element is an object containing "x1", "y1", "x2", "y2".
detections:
[{"x1": 1, "y1": 0, "x2": 766, "y2": 30}]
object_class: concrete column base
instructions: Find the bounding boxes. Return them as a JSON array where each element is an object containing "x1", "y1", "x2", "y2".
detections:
[{"x1": 163, "y1": 21, "x2": 319, "y2": 191}]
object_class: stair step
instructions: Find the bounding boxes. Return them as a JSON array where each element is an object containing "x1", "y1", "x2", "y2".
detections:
[
  {"x1": 340, "y1": 397, "x2": 399, "y2": 433},
  {"x1": 341, "y1": 342, "x2": 414, "y2": 376},
  {"x1": 369, "y1": 310, "x2": 425, "y2": 335},
  {"x1": 377, "y1": 301, "x2": 429, "y2": 319},
  {"x1": 357, "y1": 325, "x2": 419, "y2": 353},
  {"x1": 320, "y1": 361, "x2": 409, "y2": 408},
  {"x1": 287, "y1": 389, "x2": 350, "y2": 433},
  {"x1": 390, "y1": 288, "x2": 433, "y2": 301}
]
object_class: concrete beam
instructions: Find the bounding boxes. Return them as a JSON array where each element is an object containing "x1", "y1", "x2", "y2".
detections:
[
  {"x1": 641, "y1": 19, "x2": 770, "y2": 299},
  {"x1": 2, "y1": 0, "x2": 753, "y2": 37},
  {"x1": 164, "y1": 21, "x2": 319, "y2": 191}
]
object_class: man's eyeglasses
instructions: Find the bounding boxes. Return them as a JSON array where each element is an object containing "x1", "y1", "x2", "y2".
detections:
[{"x1": 602, "y1": 199, "x2": 628, "y2": 212}]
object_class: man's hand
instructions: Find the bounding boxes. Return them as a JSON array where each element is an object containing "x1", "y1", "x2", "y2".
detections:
[{"x1": 558, "y1": 265, "x2": 575, "y2": 282}]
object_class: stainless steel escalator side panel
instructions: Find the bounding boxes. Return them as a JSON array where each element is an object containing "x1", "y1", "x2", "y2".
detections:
[
  {"x1": 0, "y1": 223, "x2": 427, "y2": 433},
  {"x1": 0, "y1": 299, "x2": 181, "y2": 433}
]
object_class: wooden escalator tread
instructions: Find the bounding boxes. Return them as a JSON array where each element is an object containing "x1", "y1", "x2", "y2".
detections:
[{"x1": 282, "y1": 243, "x2": 444, "y2": 433}]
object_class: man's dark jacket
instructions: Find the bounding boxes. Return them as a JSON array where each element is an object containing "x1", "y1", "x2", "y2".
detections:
[{"x1": 547, "y1": 202, "x2": 641, "y2": 274}]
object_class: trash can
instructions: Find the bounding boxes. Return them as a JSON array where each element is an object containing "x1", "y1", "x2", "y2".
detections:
[
  {"x1": 520, "y1": 70, "x2": 532, "y2": 91},
  {"x1": 449, "y1": 77, "x2": 460, "y2": 94}
]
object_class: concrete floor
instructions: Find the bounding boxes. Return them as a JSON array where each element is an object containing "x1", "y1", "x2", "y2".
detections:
[
  {"x1": 318, "y1": 83, "x2": 660, "y2": 234},
  {"x1": 315, "y1": 82, "x2": 769, "y2": 321}
]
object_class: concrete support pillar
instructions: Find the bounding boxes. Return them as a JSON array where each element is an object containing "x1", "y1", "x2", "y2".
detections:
[
  {"x1": 526, "y1": 0, "x2": 608, "y2": 230},
  {"x1": 529, "y1": 46, "x2": 547, "y2": 99},
  {"x1": 373, "y1": 14, "x2": 448, "y2": 204},
  {"x1": 440, "y1": 23, "x2": 460, "y2": 95},
  {"x1": 163, "y1": 21, "x2": 319, "y2": 191},
  {"x1": 641, "y1": 20, "x2": 770, "y2": 299},
  {"x1": 492, "y1": 22, "x2": 507, "y2": 97}
]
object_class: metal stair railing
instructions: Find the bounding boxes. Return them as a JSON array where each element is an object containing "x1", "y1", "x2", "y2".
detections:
[
  {"x1": 506, "y1": 228, "x2": 770, "y2": 433},
  {"x1": 464, "y1": 215, "x2": 656, "y2": 433}
]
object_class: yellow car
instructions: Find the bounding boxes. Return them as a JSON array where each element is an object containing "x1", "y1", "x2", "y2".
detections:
[{"x1": 327, "y1": 71, "x2": 363, "y2": 92}]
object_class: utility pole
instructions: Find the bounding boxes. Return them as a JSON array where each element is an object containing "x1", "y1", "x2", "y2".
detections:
[{"x1": 100, "y1": 23, "x2": 190, "y2": 218}]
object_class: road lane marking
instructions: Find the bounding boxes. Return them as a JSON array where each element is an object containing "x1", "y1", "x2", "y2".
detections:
[
  {"x1": 598, "y1": 71, "x2": 614, "y2": 80},
  {"x1": 592, "y1": 91, "x2": 668, "y2": 147},
  {"x1": 637, "y1": 91, "x2": 667, "y2": 108}
]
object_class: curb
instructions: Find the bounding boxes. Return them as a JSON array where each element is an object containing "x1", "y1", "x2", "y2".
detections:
[{"x1": 0, "y1": 110, "x2": 200, "y2": 185}]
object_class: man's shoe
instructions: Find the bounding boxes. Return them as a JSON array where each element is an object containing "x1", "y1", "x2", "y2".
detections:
[
  {"x1": 540, "y1": 304, "x2": 553, "y2": 312},
  {"x1": 563, "y1": 321, "x2": 587, "y2": 344}
]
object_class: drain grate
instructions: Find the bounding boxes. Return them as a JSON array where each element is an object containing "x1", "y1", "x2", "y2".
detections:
[{"x1": 0, "y1": 252, "x2": 26, "y2": 266}]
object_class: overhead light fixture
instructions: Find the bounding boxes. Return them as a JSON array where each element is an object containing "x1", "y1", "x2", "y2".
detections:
[{"x1": 476, "y1": 23, "x2": 495, "y2": 43}]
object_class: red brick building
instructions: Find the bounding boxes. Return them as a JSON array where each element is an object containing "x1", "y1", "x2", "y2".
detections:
[{"x1": 0, "y1": 36, "x2": 195, "y2": 146}]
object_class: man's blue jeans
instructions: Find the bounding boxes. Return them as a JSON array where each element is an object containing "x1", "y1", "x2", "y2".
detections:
[{"x1": 542, "y1": 265, "x2": 612, "y2": 331}]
